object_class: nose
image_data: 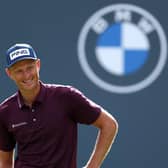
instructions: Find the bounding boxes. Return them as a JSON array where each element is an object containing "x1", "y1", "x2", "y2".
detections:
[{"x1": 23, "y1": 69, "x2": 31, "y2": 79}]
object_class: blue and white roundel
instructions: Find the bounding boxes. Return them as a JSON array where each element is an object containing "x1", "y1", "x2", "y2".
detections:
[
  {"x1": 95, "y1": 22, "x2": 150, "y2": 75},
  {"x1": 78, "y1": 4, "x2": 167, "y2": 94}
]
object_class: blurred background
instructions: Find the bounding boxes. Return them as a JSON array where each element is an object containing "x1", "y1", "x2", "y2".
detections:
[{"x1": 0, "y1": 0, "x2": 168, "y2": 167}]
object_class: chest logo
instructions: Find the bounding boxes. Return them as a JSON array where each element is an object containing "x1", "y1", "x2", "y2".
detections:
[{"x1": 12, "y1": 122, "x2": 28, "y2": 128}]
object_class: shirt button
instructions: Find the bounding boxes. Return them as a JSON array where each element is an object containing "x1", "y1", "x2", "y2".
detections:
[{"x1": 33, "y1": 118, "x2": 37, "y2": 122}]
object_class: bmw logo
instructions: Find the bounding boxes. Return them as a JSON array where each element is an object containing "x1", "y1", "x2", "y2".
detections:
[{"x1": 77, "y1": 4, "x2": 167, "y2": 94}]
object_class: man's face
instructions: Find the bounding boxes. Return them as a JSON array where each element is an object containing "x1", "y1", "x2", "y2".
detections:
[{"x1": 6, "y1": 59, "x2": 40, "y2": 92}]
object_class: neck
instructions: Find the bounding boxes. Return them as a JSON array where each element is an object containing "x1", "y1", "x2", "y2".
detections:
[{"x1": 20, "y1": 82, "x2": 40, "y2": 107}]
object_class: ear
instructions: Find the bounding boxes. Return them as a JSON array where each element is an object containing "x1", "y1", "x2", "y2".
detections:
[
  {"x1": 5, "y1": 68, "x2": 13, "y2": 80},
  {"x1": 36, "y1": 59, "x2": 41, "y2": 71},
  {"x1": 5, "y1": 68, "x2": 10, "y2": 77}
]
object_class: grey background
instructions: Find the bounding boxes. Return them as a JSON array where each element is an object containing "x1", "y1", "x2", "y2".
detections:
[{"x1": 0, "y1": 0, "x2": 167, "y2": 167}]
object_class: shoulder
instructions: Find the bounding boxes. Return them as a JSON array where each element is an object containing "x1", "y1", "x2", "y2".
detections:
[
  {"x1": 0, "y1": 93, "x2": 17, "y2": 113},
  {"x1": 44, "y1": 83, "x2": 81, "y2": 95}
]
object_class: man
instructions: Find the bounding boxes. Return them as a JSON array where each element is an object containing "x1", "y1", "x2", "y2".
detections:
[{"x1": 0, "y1": 43, "x2": 118, "y2": 168}]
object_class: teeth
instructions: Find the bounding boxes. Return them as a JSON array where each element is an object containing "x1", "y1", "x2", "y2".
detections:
[{"x1": 23, "y1": 80, "x2": 33, "y2": 84}]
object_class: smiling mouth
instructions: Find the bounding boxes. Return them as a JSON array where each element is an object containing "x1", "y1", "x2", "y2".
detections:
[{"x1": 22, "y1": 79, "x2": 34, "y2": 85}]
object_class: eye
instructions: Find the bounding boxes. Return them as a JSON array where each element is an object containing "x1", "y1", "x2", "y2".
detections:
[
  {"x1": 14, "y1": 69, "x2": 23, "y2": 75},
  {"x1": 27, "y1": 64, "x2": 35, "y2": 71}
]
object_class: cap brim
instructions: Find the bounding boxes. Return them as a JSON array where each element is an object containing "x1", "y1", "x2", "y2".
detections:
[{"x1": 7, "y1": 57, "x2": 37, "y2": 68}]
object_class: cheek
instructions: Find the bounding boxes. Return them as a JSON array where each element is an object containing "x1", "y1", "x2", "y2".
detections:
[
  {"x1": 8, "y1": 74, "x2": 17, "y2": 81},
  {"x1": 11, "y1": 74, "x2": 23, "y2": 82}
]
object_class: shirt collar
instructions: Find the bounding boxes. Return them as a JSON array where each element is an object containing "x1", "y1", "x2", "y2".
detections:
[{"x1": 17, "y1": 81, "x2": 46, "y2": 109}]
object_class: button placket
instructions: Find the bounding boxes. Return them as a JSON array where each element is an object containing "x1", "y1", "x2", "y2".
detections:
[
  {"x1": 31, "y1": 108, "x2": 37, "y2": 123},
  {"x1": 33, "y1": 118, "x2": 37, "y2": 122}
]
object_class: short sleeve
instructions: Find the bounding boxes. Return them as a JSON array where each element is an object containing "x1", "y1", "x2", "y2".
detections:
[
  {"x1": 0, "y1": 120, "x2": 16, "y2": 151},
  {"x1": 65, "y1": 87, "x2": 102, "y2": 124}
]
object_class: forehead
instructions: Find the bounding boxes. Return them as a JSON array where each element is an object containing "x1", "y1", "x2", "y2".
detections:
[{"x1": 9, "y1": 59, "x2": 36, "y2": 70}]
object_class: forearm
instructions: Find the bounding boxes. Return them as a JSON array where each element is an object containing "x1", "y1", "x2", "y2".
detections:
[
  {"x1": 0, "y1": 161, "x2": 13, "y2": 168},
  {"x1": 84, "y1": 113, "x2": 118, "y2": 168},
  {"x1": 0, "y1": 150, "x2": 14, "y2": 168}
]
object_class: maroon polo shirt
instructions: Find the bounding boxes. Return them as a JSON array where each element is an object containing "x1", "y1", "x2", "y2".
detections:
[{"x1": 0, "y1": 82, "x2": 101, "y2": 168}]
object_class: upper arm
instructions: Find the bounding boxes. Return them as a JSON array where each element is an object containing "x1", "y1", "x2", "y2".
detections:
[
  {"x1": 65, "y1": 87, "x2": 102, "y2": 124},
  {"x1": 0, "y1": 119, "x2": 16, "y2": 151},
  {"x1": 0, "y1": 150, "x2": 14, "y2": 167},
  {"x1": 92, "y1": 109, "x2": 118, "y2": 131}
]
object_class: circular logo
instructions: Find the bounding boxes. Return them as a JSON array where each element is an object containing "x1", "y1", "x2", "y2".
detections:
[{"x1": 77, "y1": 4, "x2": 167, "y2": 94}]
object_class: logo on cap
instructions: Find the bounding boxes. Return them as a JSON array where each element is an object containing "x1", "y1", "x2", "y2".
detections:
[
  {"x1": 9, "y1": 48, "x2": 30, "y2": 61},
  {"x1": 6, "y1": 43, "x2": 37, "y2": 67}
]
